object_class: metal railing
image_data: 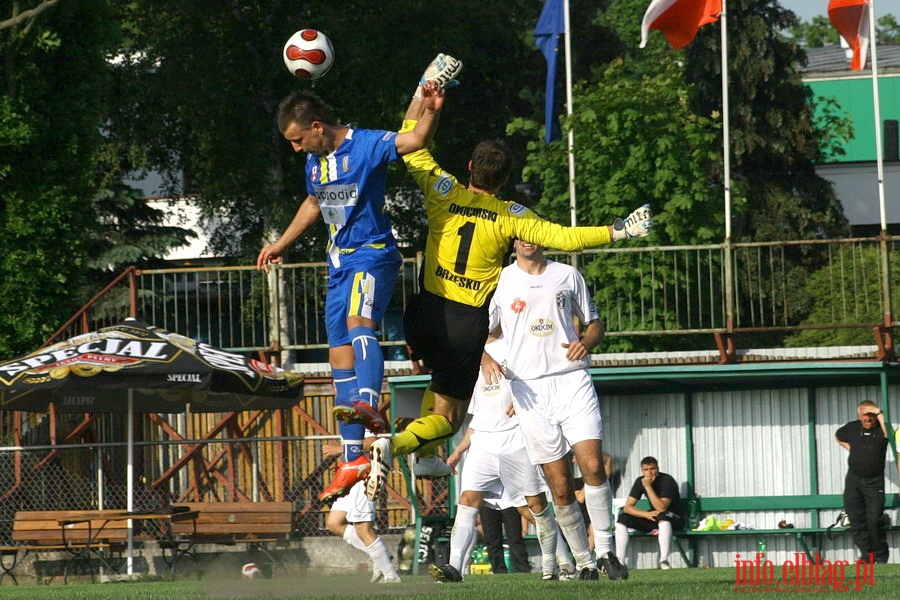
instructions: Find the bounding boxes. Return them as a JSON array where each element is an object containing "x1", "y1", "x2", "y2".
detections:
[
  {"x1": 0, "y1": 435, "x2": 417, "y2": 546},
  {"x1": 41, "y1": 236, "x2": 900, "y2": 359}
]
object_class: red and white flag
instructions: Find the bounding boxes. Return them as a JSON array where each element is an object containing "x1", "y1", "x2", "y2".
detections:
[
  {"x1": 828, "y1": 0, "x2": 870, "y2": 71},
  {"x1": 640, "y1": 0, "x2": 723, "y2": 49}
]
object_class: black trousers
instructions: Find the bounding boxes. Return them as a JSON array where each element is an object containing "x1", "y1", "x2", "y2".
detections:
[
  {"x1": 843, "y1": 472, "x2": 889, "y2": 563},
  {"x1": 479, "y1": 505, "x2": 530, "y2": 573}
]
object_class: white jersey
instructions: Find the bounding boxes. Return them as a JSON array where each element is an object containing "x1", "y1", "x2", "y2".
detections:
[
  {"x1": 488, "y1": 259, "x2": 598, "y2": 380},
  {"x1": 468, "y1": 341, "x2": 517, "y2": 433},
  {"x1": 458, "y1": 340, "x2": 547, "y2": 503}
]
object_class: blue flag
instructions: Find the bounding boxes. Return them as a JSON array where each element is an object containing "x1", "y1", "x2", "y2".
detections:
[{"x1": 534, "y1": 0, "x2": 565, "y2": 143}]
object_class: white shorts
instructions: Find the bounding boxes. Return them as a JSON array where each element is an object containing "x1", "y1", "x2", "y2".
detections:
[
  {"x1": 330, "y1": 480, "x2": 375, "y2": 522},
  {"x1": 460, "y1": 427, "x2": 547, "y2": 506},
  {"x1": 511, "y1": 369, "x2": 603, "y2": 465}
]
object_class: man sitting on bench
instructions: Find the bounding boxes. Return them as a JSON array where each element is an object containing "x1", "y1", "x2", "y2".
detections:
[{"x1": 614, "y1": 456, "x2": 684, "y2": 570}]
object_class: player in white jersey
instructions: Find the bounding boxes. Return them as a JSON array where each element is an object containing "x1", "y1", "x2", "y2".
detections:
[
  {"x1": 427, "y1": 342, "x2": 563, "y2": 583},
  {"x1": 485, "y1": 239, "x2": 628, "y2": 581},
  {"x1": 324, "y1": 438, "x2": 400, "y2": 583}
]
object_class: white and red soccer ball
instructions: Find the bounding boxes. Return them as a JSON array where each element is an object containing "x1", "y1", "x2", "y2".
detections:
[
  {"x1": 283, "y1": 29, "x2": 334, "y2": 80},
  {"x1": 241, "y1": 562, "x2": 262, "y2": 579}
]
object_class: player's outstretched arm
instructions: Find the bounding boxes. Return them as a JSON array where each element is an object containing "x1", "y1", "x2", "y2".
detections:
[{"x1": 396, "y1": 82, "x2": 445, "y2": 155}]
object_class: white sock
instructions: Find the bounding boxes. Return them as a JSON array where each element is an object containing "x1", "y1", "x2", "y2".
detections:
[
  {"x1": 365, "y1": 538, "x2": 400, "y2": 580},
  {"x1": 343, "y1": 526, "x2": 368, "y2": 552},
  {"x1": 449, "y1": 504, "x2": 479, "y2": 574},
  {"x1": 614, "y1": 522, "x2": 631, "y2": 566},
  {"x1": 583, "y1": 482, "x2": 613, "y2": 556},
  {"x1": 555, "y1": 525, "x2": 574, "y2": 567},
  {"x1": 555, "y1": 502, "x2": 595, "y2": 570},
  {"x1": 531, "y1": 506, "x2": 559, "y2": 573},
  {"x1": 658, "y1": 520, "x2": 673, "y2": 563}
]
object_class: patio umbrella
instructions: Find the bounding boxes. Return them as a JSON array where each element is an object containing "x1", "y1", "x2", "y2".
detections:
[{"x1": 0, "y1": 318, "x2": 305, "y2": 573}]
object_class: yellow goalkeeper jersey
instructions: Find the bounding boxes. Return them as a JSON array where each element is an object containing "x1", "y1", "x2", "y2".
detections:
[{"x1": 402, "y1": 121, "x2": 613, "y2": 308}]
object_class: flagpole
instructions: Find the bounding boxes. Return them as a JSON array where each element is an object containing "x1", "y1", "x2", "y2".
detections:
[
  {"x1": 563, "y1": 0, "x2": 576, "y2": 229},
  {"x1": 868, "y1": 0, "x2": 886, "y2": 231},
  {"x1": 869, "y1": 0, "x2": 893, "y2": 350},
  {"x1": 720, "y1": 1, "x2": 731, "y2": 241},
  {"x1": 720, "y1": 0, "x2": 735, "y2": 359}
]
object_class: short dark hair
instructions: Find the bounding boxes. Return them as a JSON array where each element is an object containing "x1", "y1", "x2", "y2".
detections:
[
  {"x1": 276, "y1": 91, "x2": 338, "y2": 132},
  {"x1": 640, "y1": 456, "x2": 659, "y2": 467},
  {"x1": 469, "y1": 140, "x2": 513, "y2": 192}
]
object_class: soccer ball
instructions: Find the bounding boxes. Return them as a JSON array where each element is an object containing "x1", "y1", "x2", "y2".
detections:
[
  {"x1": 283, "y1": 29, "x2": 334, "y2": 80},
  {"x1": 241, "y1": 562, "x2": 262, "y2": 579}
]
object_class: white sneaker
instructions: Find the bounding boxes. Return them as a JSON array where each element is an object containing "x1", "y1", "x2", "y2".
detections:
[
  {"x1": 370, "y1": 562, "x2": 383, "y2": 583},
  {"x1": 659, "y1": 560, "x2": 671, "y2": 570},
  {"x1": 413, "y1": 455, "x2": 452, "y2": 478},
  {"x1": 380, "y1": 575, "x2": 402, "y2": 583},
  {"x1": 366, "y1": 438, "x2": 393, "y2": 501}
]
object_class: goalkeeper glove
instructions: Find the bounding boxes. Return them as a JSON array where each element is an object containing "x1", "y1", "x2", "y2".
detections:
[
  {"x1": 612, "y1": 204, "x2": 653, "y2": 241},
  {"x1": 413, "y1": 53, "x2": 463, "y2": 100}
]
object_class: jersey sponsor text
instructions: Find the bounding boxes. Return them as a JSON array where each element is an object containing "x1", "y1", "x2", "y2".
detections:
[
  {"x1": 435, "y1": 265, "x2": 482, "y2": 290},
  {"x1": 528, "y1": 318, "x2": 555, "y2": 337},
  {"x1": 448, "y1": 203, "x2": 498, "y2": 222}
]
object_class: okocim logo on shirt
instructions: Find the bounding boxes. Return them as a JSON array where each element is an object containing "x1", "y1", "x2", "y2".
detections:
[{"x1": 529, "y1": 318, "x2": 554, "y2": 337}]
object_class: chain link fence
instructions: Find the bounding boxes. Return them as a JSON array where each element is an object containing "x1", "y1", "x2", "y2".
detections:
[{"x1": 0, "y1": 396, "x2": 449, "y2": 584}]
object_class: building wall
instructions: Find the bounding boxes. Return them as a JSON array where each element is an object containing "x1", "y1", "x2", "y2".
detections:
[{"x1": 599, "y1": 384, "x2": 899, "y2": 570}]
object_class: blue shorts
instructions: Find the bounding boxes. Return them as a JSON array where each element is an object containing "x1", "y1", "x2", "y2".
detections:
[{"x1": 325, "y1": 246, "x2": 402, "y2": 347}]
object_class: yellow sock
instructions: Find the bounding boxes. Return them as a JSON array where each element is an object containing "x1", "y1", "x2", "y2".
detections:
[
  {"x1": 414, "y1": 388, "x2": 438, "y2": 458},
  {"x1": 391, "y1": 414, "x2": 453, "y2": 456}
]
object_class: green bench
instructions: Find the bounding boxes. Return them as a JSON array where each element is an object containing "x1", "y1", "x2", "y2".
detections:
[{"x1": 629, "y1": 493, "x2": 900, "y2": 567}]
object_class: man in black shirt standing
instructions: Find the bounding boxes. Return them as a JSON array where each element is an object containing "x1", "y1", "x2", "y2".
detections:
[
  {"x1": 614, "y1": 456, "x2": 684, "y2": 569},
  {"x1": 835, "y1": 400, "x2": 890, "y2": 563}
]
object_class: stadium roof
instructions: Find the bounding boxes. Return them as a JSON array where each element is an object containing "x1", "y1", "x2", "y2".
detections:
[{"x1": 801, "y1": 44, "x2": 900, "y2": 79}]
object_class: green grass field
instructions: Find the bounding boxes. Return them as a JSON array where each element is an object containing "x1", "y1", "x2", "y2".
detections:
[{"x1": 1, "y1": 566, "x2": 899, "y2": 600}]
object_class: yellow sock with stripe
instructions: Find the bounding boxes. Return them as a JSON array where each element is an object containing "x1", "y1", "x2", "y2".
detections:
[
  {"x1": 413, "y1": 388, "x2": 439, "y2": 458},
  {"x1": 391, "y1": 414, "x2": 453, "y2": 456}
]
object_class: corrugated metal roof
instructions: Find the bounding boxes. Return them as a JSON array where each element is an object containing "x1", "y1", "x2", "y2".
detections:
[{"x1": 802, "y1": 44, "x2": 900, "y2": 79}]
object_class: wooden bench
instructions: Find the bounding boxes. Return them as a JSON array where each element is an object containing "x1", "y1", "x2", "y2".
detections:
[
  {"x1": 162, "y1": 501, "x2": 293, "y2": 577},
  {"x1": 1, "y1": 510, "x2": 131, "y2": 584},
  {"x1": 628, "y1": 493, "x2": 900, "y2": 567}
]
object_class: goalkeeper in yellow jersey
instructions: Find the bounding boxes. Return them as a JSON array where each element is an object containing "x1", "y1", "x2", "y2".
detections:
[{"x1": 351, "y1": 55, "x2": 653, "y2": 501}]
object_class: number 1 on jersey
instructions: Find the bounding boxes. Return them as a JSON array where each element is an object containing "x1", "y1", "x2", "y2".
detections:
[{"x1": 454, "y1": 221, "x2": 475, "y2": 275}]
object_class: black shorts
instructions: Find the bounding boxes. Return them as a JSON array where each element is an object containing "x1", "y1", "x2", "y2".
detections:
[
  {"x1": 403, "y1": 292, "x2": 489, "y2": 401},
  {"x1": 617, "y1": 511, "x2": 685, "y2": 532}
]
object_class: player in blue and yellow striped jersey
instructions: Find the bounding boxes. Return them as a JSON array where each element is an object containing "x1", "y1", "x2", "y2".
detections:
[{"x1": 256, "y1": 64, "x2": 456, "y2": 504}]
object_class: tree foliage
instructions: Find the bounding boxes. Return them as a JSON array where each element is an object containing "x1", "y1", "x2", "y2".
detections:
[
  {"x1": 0, "y1": 0, "x2": 115, "y2": 356},
  {"x1": 505, "y1": 0, "x2": 858, "y2": 351},
  {"x1": 107, "y1": 0, "x2": 541, "y2": 261}
]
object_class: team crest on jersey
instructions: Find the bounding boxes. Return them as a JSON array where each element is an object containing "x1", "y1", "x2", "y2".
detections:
[
  {"x1": 529, "y1": 318, "x2": 554, "y2": 337},
  {"x1": 508, "y1": 203, "x2": 528, "y2": 217},
  {"x1": 556, "y1": 291, "x2": 568, "y2": 309},
  {"x1": 310, "y1": 165, "x2": 320, "y2": 183},
  {"x1": 342, "y1": 156, "x2": 349, "y2": 172},
  {"x1": 433, "y1": 174, "x2": 454, "y2": 196},
  {"x1": 511, "y1": 298, "x2": 526, "y2": 313}
]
